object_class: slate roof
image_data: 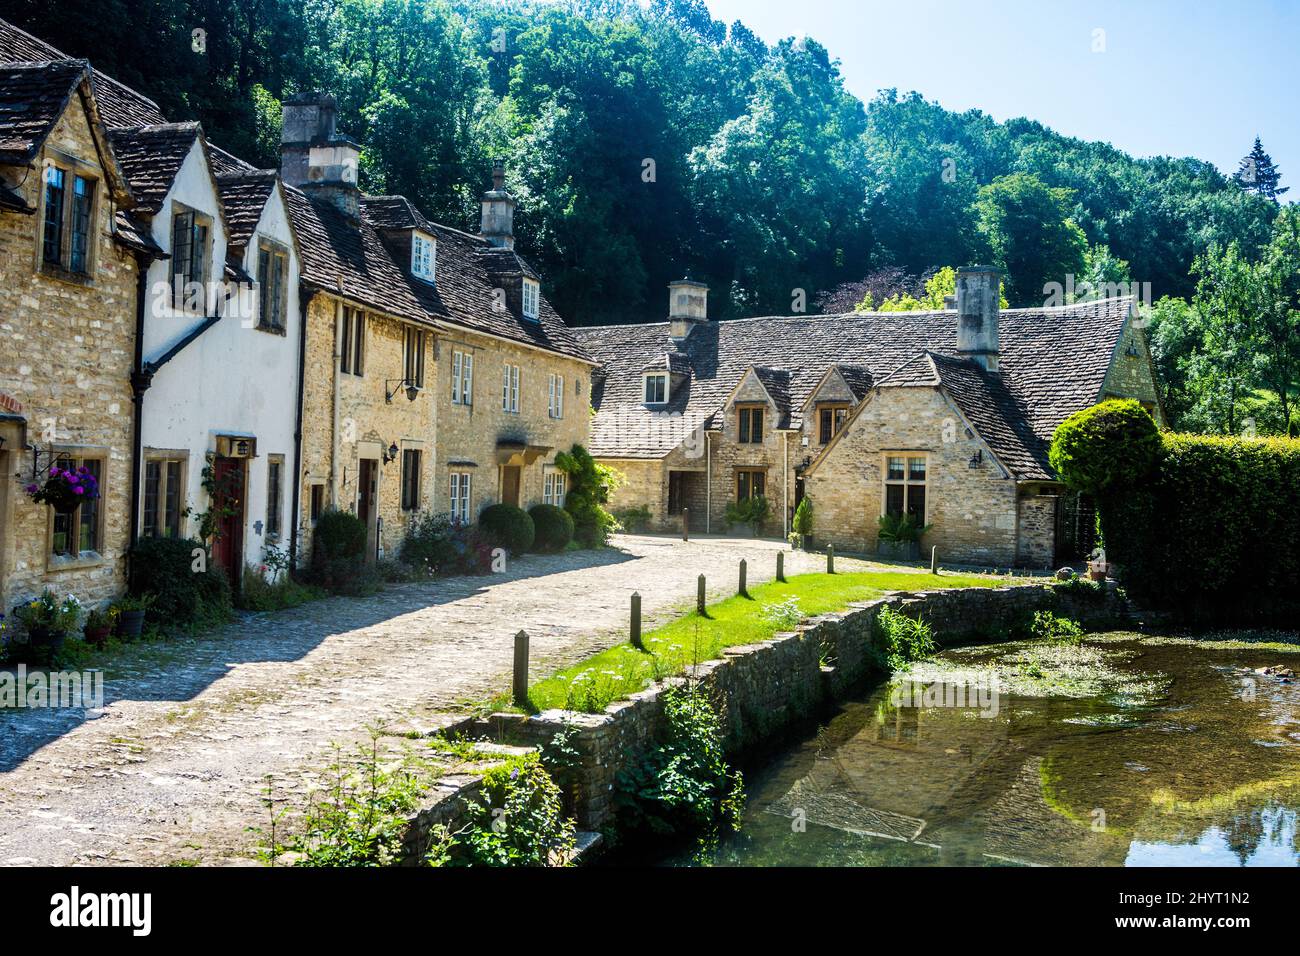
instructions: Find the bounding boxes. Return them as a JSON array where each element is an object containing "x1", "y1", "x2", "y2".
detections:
[
  {"x1": 0, "y1": 59, "x2": 87, "y2": 163},
  {"x1": 0, "y1": 19, "x2": 164, "y2": 128},
  {"x1": 574, "y1": 296, "x2": 1133, "y2": 478},
  {"x1": 361, "y1": 195, "x2": 432, "y2": 233},
  {"x1": 216, "y1": 169, "x2": 277, "y2": 249},
  {"x1": 108, "y1": 122, "x2": 200, "y2": 214},
  {"x1": 752, "y1": 366, "x2": 793, "y2": 426},
  {"x1": 833, "y1": 364, "x2": 873, "y2": 400}
]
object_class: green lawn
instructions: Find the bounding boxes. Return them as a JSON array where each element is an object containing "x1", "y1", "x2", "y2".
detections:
[{"x1": 525, "y1": 569, "x2": 1004, "y2": 713}]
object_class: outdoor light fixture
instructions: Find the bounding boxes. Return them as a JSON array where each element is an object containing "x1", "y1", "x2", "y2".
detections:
[
  {"x1": 968, "y1": 449, "x2": 983, "y2": 469},
  {"x1": 384, "y1": 442, "x2": 399, "y2": 464},
  {"x1": 385, "y1": 379, "x2": 421, "y2": 404}
]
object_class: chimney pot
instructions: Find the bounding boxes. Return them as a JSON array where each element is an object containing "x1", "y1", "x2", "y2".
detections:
[
  {"x1": 668, "y1": 278, "x2": 709, "y2": 339},
  {"x1": 481, "y1": 161, "x2": 516, "y2": 249},
  {"x1": 281, "y1": 91, "x2": 360, "y2": 221}
]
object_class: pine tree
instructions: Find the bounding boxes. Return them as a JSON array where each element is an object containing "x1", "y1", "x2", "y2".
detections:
[{"x1": 1234, "y1": 137, "x2": 1289, "y2": 201}]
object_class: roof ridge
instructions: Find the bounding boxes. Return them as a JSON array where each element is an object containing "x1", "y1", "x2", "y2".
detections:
[{"x1": 0, "y1": 18, "x2": 162, "y2": 112}]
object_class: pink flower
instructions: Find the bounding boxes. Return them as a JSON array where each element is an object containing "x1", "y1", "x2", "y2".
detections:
[{"x1": 73, "y1": 486, "x2": 85, "y2": 495}]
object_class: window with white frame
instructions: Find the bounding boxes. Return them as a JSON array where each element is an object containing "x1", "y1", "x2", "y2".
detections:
[
  {"x1": 522, "y1": 278, "x2": 540, "y2": 320},
  {"x1": 411, "y1": 232, "x2": 436, "y2": 282},
  {"x1": 451, "y1": 349, "x2": 473, "y2": 405},
  {"x1": 543, "y1": 469, "x2": 567, "y2": 507},
  {"x1": 449, "y1": 472, "x2": 472, "y2": 524},
  {"x1": 502, "y1": 363, "x2": 520, "y2": 413},
  {"x1": 548, "y1": 373, "x2": 564, "y2": 418},
  {"x1": 644, "y1": 373, "x2": 668, "y2": 404},
  {"x1": 883, "y1": 454, "x2": 927, "y2": 524}
]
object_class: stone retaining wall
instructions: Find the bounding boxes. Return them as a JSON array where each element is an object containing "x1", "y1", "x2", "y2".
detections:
[{"x1": 458, "y1": 580, "x2": 1131, "y2": 831}]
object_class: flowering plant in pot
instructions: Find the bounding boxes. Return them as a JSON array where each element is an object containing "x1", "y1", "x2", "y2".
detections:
[
  {"x1": 25, "y1": 465, "x2": 100, "y2": 514},
  {"x1": 84, "y1": 606, "x2": 119, "y2": 647},
  {"x1": 11, "y1": 590, "x2": 81, "y2": 664}
]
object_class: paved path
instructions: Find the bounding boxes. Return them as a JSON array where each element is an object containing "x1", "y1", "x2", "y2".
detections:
[{"x1": 0, "y1": 535, "x2": 890, "y2": 866}]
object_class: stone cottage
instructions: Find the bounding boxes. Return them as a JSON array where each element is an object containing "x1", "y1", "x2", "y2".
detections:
[
  {"x1": 0, "y1": 56, "x2": 155, "y2": 612},
  {"x1": 279, "y1": 94, "x2": 595, "y2": 562},
  {"x1": 576, "y1": 268, "x2": 1163, "y2": 568}
]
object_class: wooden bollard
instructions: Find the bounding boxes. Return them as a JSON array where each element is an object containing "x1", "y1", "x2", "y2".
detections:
[
  {"x1": 630, "y1": 592, "x2": 643, "y2": 649},
  {"x1": 682, "y1": 507, "x2": 689, "y2": 542},
  {"x1": 827, "y1": 544, "x2": 835, "y2": 574},
  {"x1": 776, "y1": 550, "x2": 785, "y2": 582},
  {"x1": 930, "y1": 546, "x2": 938, "y2": 575},
  {"x1": 697, "y1": 574, "x2": 706, "y2": 615},
  {"x1": 739, "y1": 559, "x2": 748, "y2": 597},
  {"x1": 512, "y1": 630, "x2": 529, "y2": 706}
]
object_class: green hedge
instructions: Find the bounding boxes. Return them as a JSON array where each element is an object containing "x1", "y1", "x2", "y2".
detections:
[
  {"x1": 1050, "y1": 401, "x2": 1300, "y2": 619},
  {"x1": 308, "y1": 509, "x2": 373, "y2": 594},
  {"x1": 528, "y1": 504, "x2": 574, "y2": 552},
  {"x1": 129, "y1": 536, "x2": 232, "y2": 627},
  {"x1": 479, "y1": 504, "x2": 535, "y2": 555}
]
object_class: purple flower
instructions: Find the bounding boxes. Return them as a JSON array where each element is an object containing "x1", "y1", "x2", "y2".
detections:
[
  {"x1": 73, "y1": 486, "x2": 85, "y2": 495},
  {"x1": 24, "y1": 484, "x2": 37, "y2": 494}
]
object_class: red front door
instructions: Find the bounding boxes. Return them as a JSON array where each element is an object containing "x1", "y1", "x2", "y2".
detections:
[{"x1": 210, "y1": 456, "x2": 246, "y2": 588}]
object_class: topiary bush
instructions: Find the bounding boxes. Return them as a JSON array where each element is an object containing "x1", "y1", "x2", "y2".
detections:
[
  {"x1": 308, "y1": 509, "x2": 371, "y2": 593},
  {"x1": 1049, "y1": 398, "x2": 1161, "y2": 496},
  {"x1": 478, "y1": 504, "x2": 535, "y2": 555},
  {"x1": 129, "y1": 535, "x2": 232, "y2": 627},
  {"x1": 1050, "y1": 403, "x2": 1300, "y2": 621},
  {"x1": 528, "y1": 504, "x2": 574, "y2": 552}
]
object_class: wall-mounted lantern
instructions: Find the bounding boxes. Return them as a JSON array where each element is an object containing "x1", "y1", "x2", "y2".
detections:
[{"x1": 968, "y1": 449, "x2": 983, "y2": 469}]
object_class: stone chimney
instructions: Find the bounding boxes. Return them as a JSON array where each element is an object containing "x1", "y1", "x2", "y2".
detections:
[
  {"x1": 956, "y1": 265, "x2": 1001, "y2": 372},
  {"x1": 668, "y1": 278, "x2": 708, "y2": 340},
  {"x1": 480, "y1": 160, "x2": 515, "y2": 249},
  {"x1": 280, "y1": 92, "x2": 361, "y2": 221}
]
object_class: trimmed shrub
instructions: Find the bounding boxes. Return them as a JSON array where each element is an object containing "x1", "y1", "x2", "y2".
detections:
[
  {"x1": 400, "y1": 512, "x2": 493, "y2": 576},
  {"x1": 129, "y1": 536, "x2": 232, "y2": 627},
  {"x1": 792, "y1": 497, "x2": 814, "y2": 537},
  {"x1": 555, "y1": 445, "x2": 621, "y2": 547},
  {"x1": 308, "y1": 509, "x2": 371, "y2": 593},
  {"x1": 1049, "y1": 399, "x2": 1160, "y2": 496},
  {"x1": 479, "y1": 504, "x2": 535, "y2": 555},
  {"x1": 1050, "y1": 405, "x2": 1300, "y2": 620},
  {"x1": 529, "y1": 504, "x2": 574, "y2": 552}
]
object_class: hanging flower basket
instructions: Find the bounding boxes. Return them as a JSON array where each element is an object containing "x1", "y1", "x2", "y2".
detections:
[{"x1": 25, "y1": 465, "x2": 100, "y2": 514}]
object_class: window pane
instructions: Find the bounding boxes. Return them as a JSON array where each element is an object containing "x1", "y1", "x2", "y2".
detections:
[
  {"x1": 819, "y1": 408, "x2": 832, "y2": 444},
  {"x1": 737, "y1": 471, "x2": 750, "y2": 501},
  {"x1": 887, "y1": 456, "x2": 905, "y2": 481},
  {"x1": 267, "y1": 461, "x2": 282, "y2": 535},
  {"x1": 908, "y1": 457, "x2": 927, "y2": 481},
  {"x1": 907, "y1": 484, "x2": 926, "y2": 524},
  {"x1": 43, "y1": 167, "x2": 65, "y2": 264},
  {"x1": 69, "y1": 176, "x2": 93, "y2": 272},
  {"x1": 885, "y1": 483, "x2": 905, "y2": 516},
  {"x1": 143, "y1": 460, "x2": 161, "y2": 537},
  {"x1": 165, "y1": 461, "x2": 182, "y2": 537},
  {"x1": 753, "y1": 471, "x2": 766, "y2": 497},
  {"x1": 352, "y1": 312, "x2": 365, "y2": 374},
  {"x1": 79, "y1": 460, "x2": 101, "y2": 553},
  {"x1": 339, "y1": 309, "x2": 351, "y2": 373}
]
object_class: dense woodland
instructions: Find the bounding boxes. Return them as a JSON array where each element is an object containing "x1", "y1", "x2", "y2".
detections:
[{"x1": 3, "y1": 0, "x2": 1295, "y2": 434}]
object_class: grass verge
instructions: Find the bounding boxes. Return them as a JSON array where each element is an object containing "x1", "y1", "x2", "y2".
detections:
[{"x1": 526, "y1": 569, "x2": 1003, "y2": 713}]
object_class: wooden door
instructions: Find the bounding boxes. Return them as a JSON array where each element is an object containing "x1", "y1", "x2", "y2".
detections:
[
  {"x1": 210, "y1": 456, "x2": 246, "y2": 588},
  {"x1": 357, "y1": 458, "x2": 377, "y2": 561},
  {"x1": 501, "y1": 465, "x2": 521, "y2": 507}
]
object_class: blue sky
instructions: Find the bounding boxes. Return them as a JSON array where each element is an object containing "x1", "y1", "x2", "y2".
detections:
[{"x1": 700, "y1": 0, "x2": 1298, "y2": 184}]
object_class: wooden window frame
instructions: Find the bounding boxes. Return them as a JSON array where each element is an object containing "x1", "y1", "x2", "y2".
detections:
[
  {"x1": 39, "y1": 162, "x2": 98, "y2": 277},
  {"x1": 46, "y1": 450, "x2": 108, "y2": 570},
  {"x1": 818, "y1": 404, "x2": 849, "y2": 444},
  {"x1": 266, "y1": 455, "x2": 284, "y2": 539},
  {"x1": 522, "y1": 278, "x2": 540, "y2": 320},
  {"x1": 737, "y1": 404, "x2": 765, "y2": 444},
  {"x1": 882, "y1": 452, "x2": 928, "y2": 525},
  {"x1": 502, "y1": 363, "x2": 520, "y2": 413},
  {"x1": 404, "y1": 327, "x2": 426, "y2": 388},
  {"x1": 643, "y1": 373, "x2": 668, "y2": 405},
  {"x1": 309, "y1": 483, "x2": 325, "y2": 524},
  {"x1": 340, "y1": 307, "x2": 365, "y2": 376},
  {"x1": 256, "y1": 238, "x2": 289, "y2": 333},
  {"x1": 449, "y1": 471, "x2": 472, "y2": 525},
  {"x1": 170, "y1": 206, "x2": 211, "y2": 310},
  {"x1": 543, "y1": 468, "x2": 567, "y2": 506},
  {"x1": 735, "y1": 467, "x2": 766, "y2": 502},
  {"x1": 142, "y1": 450, "x2": 188, "y2": 540}
]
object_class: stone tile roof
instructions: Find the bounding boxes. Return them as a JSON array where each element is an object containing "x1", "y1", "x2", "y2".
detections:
[
  {"x1": 752, "y1": 366, "x2": 792, "y2": 426},
  {"x1": 0, "y1": 59, "x2": 87, "y2": 163},
  {"x1": 0, "y1": 19, "x2": 164, "y2": 129},
  {"x1": 215, "y1": 169, "x2": 277, "y2": 249},
  {"x1": 574, "y1": 297, "x2": 1133, "y2": 476},
  {"x1": 108, "y1": 122, "x2": 201, "y2": 214},
  {"x1": 834, "y1": 364, "x2": 873, "y2": 400},
  {"x1": 360, "y1": 194, "x2": 432, "y2": 233},
  {"x1": 112, "y1": 210, "x2": 163, "y2": 257}
]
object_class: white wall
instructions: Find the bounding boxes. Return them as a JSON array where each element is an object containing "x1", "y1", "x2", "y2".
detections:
[{"x1": 139, "y1": 141, "x2": 302, "y2": 573}]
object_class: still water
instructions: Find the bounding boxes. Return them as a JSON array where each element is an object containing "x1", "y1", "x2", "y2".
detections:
[{"x1": 671, "y1": 634, "x2": 1300, "y2": 867}]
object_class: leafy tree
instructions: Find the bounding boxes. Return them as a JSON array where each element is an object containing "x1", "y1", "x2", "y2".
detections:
[
  {"x1": 975, "y1": 173, "x2": 1087, "y2": 306},
  {"x1": 1233, "y1": 137, "x2": 1289, "y2": 201}
]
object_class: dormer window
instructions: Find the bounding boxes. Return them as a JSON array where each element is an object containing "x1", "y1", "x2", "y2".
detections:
[
  {"x1": 522, "y1": 278, "x2": 540, "y2": 320},
  {"x1": 644, "y1": 373, "x2": 668, "y2": 405},
  {"x1": 411, "y1": 232, "x2": 436, "y2": 283}
]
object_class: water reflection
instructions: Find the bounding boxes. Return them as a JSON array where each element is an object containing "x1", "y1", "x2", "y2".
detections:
[{"x1": 671, "y1": 636, "x2": 1300, "y2": 867}]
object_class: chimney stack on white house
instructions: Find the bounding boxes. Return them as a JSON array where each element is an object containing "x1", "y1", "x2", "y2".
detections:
[
  {"x1": 480, "y1": 160, "x2": 516, "y2": 249},
  {"x1": 280, "y1": 92, "x2": 361, "y2": 221},
  {"x1": 668, "y1": 278, "x2": 708, "y2": 340},
  {"x1": 955, "y1": 265, "x2": 1001, "y2": 372}
]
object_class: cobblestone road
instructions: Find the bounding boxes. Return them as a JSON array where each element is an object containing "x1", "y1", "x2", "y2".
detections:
[{"x1": 0, "y1": 535, "x2": 888, "y2": 866}]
